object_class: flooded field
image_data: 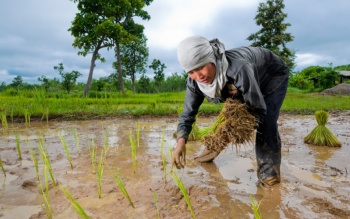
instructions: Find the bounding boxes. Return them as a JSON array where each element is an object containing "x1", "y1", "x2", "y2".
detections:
[{"x1": 0, "y1": 112, "x2": 350, "y2": 219}]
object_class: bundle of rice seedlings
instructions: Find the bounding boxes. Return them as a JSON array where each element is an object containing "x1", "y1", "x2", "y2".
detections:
[
  {"x1": 198, "y1": 109, "x2": 225, "y2": 139},
  {"x1": 187, "y1": 116, "x2": 201, "y2": 141},
  {"x1": 173, "y1": 107, "x2": 201, "y2": 141},
  {"x1": 304, "y1": 110, "x2": 341, "y2": 147},
  {"x1": 202, "y1": 99, "x2": 256, "y2": 153}
]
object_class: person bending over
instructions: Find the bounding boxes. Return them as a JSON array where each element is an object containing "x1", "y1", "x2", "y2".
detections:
[{"x1": 171, "y1": 35, "x2": 289, "y2": 188}]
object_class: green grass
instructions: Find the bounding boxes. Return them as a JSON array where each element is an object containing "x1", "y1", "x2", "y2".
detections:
[
  {"x1": 23, "y1": 109, "x2": 30, "y2": 126},
  {"x1": 0, "y1": 91, "x2": 349, "y2": 122},
  {"x1": 1, "y1": 112, "x2": 8, "y2": 129},
  {"x1": 282, "y1": 93, "x2": 350, "y2": 114}
]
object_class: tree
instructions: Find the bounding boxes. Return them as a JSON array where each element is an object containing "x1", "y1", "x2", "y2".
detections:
[
  {"x1": 91, "y1": 78, "x2": 108, "y2": 92},
  {"x1": 38, "y1": 75, "x2": 50, "y2": 92},
  {"x1": 149, "y1": 59, "x2": 166, "y2": 89},
  {"x1": 159, "y1": 72, "x2": 187, "y2": 92},
  {"x1": 247, "y1": 0, "x2": 295, "y2": 70},
  {"x1": 289, "y1": 65, "x2": 341, "y2": 91},
  {"x1": 54, "y1": 63, "x2": 82, "y2": 94},
  {"x1": 137, "y1": 73, "x2": 151, "y2": 93},
  {"x1": 0, "y1": 82, "x2": 6, "y2": 92},
  {"x1": 120, "y1": 34, "x2": 149, "y2": 93},
  {"x1": 10, "y1": 76, "x2": 23, "y2": 91},
  {"x1": 69, "y1": 0, "x2": 153, "y2": 97}
]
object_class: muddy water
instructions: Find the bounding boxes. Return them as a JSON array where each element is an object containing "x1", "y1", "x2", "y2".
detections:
[{"x1": 0, "y1": 112, "x2": 350, "y2": 219}]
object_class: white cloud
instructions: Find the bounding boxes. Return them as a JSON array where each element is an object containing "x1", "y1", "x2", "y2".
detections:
[
  {"x1": 143, "y1": 0, "x2": 259, "y2": 50},
  {"x1": 0, "y1": 70, "x2": 13, "y2": 84},
  {"x1": 295, "y1": 53, "x2": 331, "y2": 69}
]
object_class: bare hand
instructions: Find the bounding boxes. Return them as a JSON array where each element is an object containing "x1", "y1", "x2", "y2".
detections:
[{"x1": 171, "y1": 138, "x2": 186, "y2": 169}]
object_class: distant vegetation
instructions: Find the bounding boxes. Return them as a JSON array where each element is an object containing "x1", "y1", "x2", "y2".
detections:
[{"x1": 1, "y1": 62, "x2": 350, "y2": 123}]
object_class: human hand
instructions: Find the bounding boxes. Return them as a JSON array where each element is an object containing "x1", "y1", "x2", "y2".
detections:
[{"x1": 171, "y1": 138, "x2": 186, "y2": 169}]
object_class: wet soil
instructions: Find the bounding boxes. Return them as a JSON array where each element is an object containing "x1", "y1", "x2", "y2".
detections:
[{"x1": 0, "y1": 112, "x2": 350, "y2": 219}]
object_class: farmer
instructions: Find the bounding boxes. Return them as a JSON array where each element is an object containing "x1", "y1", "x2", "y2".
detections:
[{"x1": 171, "y1": 35, "x2": 289, "y2": 188}]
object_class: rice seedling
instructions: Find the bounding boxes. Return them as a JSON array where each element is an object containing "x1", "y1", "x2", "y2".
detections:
[
  {"x1": 38, "y1": 139, "x2": 56, "y2": 186},
  {"x1": 136, "y1": 123, "x2": 140, "y2": 147},
  {"x1": 103, "y1": 130, "x2": 110, "y2": 156},
  {"x1": 31, "y1": 145, "x2": 52, "y2": 218},
  {"x1": 198, "y1": 113, "x2": 225, "y2": 139},
  {"x1": 173, "y1": 108, "x2": 201, "y2": 141},
  {"x1": 23, "y1": 109, "x2": 31, "y2": 126},
  {"x1": 250, "y1": 194, "x2": 262, "y2": 219},
  {"x1": 97, "y1": 152, "x2": 104, "y2": 199},
  {"x1": 105, "y1": 163, "x2": 135, "y2": 208},
  {"x1": 172, "y1": 171, "x2": 196, "y2": 219},
  {"x1": 60, "y1": 185, "x2": 90, "y2": 219},
  {"x1": 153, "y1": 191, "x2": 160, "y2": 219},
  {"x1": 0, "y1": 158, "x2": 6, "y2": 176},
  {"x1": 15, "y1": 134, "x2": 22, "y2": 160},
  {"x1": 29, "y1": 149, "x2": 39, "y2": 179},
  {"x1": 304, "y1": 110, "x2": 342, "y2": 147},
  {"x1": 38, "y1": 164, "x2": 53, "y2": 219},
  {"x1": 41, "y1": 108, "x2": 49, "y2": 123},
  {"x1": 58, "y1": 133, "x2": 73, "y2": 169},
  {"x1": 160, "y1": 130, "x2": 167, "y2": 183},
  {"x1": 188, "y1": 118, "x2": 201, "y2": 141},
  {"x1": 1, "y1": 112, "x2": 8, "y2": 130},
  {"x1": 72, "y1": 128, "x2": 81, "y2": 155},
  {"x1": 129, "y1": 131, "x2": 137, "y2": 173},
  {"x1": 90, "y1": 138, "x2": 96, "y2": 173}
]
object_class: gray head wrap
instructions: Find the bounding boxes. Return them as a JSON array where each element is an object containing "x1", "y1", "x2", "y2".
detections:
[
  {"x1": 177, "y1": 36, "x2": 216, "y2": 73},
  {"x1": 177, "y1": 35, "x2": 228, "y2": 98}
]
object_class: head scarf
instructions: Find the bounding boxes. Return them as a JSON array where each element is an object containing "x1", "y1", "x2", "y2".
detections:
[{"x1": 177, "y1": 35, "x2": 228, "y2": 98}]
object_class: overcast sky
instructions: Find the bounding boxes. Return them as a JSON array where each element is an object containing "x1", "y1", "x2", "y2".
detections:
[{"x1": 1, "y1": 0, "x2": 349, "y2": 85}]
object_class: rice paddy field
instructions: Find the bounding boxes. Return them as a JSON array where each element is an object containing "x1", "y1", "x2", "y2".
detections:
[{"x1": 1, "y1": 90, "x2": 350, "y2": 218}]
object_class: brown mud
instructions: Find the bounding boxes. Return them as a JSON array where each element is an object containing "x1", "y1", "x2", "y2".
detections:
[{"x1": 0, "y1": 112, "x2": 350, "y2": 219}]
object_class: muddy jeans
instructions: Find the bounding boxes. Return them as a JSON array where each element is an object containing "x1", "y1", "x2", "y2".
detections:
[{"x1": 255, "y1": 77, "x2": 289, "y2": 181}]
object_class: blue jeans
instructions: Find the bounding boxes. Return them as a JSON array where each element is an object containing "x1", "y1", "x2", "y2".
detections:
[{"x1": 255, "y1": 77, "x2": 289, "y2": 180}]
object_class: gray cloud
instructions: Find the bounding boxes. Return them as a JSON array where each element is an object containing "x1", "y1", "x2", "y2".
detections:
[{"x1": 1, "y1": 0, "x2": 350, "y2": 85}]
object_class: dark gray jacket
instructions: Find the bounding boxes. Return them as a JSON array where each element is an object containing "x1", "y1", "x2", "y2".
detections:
[{"x1": 177, "y1": 47, "x2": 289, "y2": 141}]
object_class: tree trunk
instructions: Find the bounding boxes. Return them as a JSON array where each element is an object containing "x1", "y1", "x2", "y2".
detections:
[
  {"x1": 116, "y1": 43, "x2": 124, "y2": 93},
  {"x1": 84, "y1": 45, "x2": 100, "y2": 98},
  {"x1": 132, "y1": 51, "x2": 136, "y2": 93}
]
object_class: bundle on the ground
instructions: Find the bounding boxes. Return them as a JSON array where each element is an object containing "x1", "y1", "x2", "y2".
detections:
[
  {"x1": 304, "y1": 110, "x2": 341, "y2": 147},
  {"x1": 202, "y1": 99, "x2": 256, "y2": 152}
]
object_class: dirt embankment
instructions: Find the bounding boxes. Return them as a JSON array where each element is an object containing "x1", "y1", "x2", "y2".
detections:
[{"x1": 320, "y1": 83, "x2": 350, "y2": 95}]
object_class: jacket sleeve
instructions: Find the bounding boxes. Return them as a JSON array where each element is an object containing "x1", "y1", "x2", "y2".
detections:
[
  {"x1": 234, "y1": 63, "x2": 266, "y2": 122},
  {"x1": 177, "y1": 85, "x2": 204, "y2": 142}
]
